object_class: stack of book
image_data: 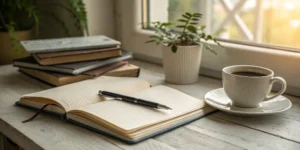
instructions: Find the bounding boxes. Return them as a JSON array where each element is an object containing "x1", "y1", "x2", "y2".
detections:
[{"x1": 14, "y1": 35, "x2": 140, "y2": 86}]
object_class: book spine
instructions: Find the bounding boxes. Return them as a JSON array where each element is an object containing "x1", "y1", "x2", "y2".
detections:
[
  {"x1": 74, "y1": 53, "x2": 133, "y2": 75},
  {"x1": 136, "y1": 68, "x2": 141, "y2": 77}
]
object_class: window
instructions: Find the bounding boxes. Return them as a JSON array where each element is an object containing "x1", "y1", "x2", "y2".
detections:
[
  {"x1": 117, "y1": 0, "x2": 300, "y2": 96},
  {"x1": 144, "y1": 0, "x2": 300, "y2": 52}
]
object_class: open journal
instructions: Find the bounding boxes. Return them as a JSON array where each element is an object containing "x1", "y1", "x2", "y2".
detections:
[{"x1": 16, "y1": 76, "x2": 215, "y2": 144}]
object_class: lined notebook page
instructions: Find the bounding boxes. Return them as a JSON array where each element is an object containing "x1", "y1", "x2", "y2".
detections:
[
  {"x1": 22, "y1": 77, "x2": 150, "y2": 111},
  {"x1": 75, "y1": 85, "x2": 205, "y2": 132}
]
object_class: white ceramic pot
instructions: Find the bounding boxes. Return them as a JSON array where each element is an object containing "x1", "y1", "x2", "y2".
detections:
[{"x1": 162, "y1": 45, "x2": 203, "y2": 84}]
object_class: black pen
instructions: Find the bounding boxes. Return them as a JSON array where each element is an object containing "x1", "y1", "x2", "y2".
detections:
[{"x1": 98, "y1": 90, "x2": 172, "y2": 110}]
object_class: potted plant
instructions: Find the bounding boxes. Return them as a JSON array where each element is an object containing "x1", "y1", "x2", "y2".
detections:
[
  {"x1": 0, "y1": 0, "x2": 89, "y2": 65},
  {"x1": 146, "y1": 12, "x2": 222, "y2": 84}
]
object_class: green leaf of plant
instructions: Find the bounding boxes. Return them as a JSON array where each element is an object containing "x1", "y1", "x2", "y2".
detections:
[
  {"x1": 189, "y1": 22, "x2": 198, "y2": 25},
  {"x1": 182, "y1": 14, "x2": 190, "y2": 19},
  {"x1": 199, "y1": 25, "x2": 206, "y2": 30},
  {"x1": 187, "y1": 25, "x2": 197, "y2": 33},
  {"x1": 171, "y1": 45, "x2": 177, "y2": 53},
  {"x1": 206, "y1": 35, "x2": 213, "y2": 40},
  {"x1": 150, "y1": 35, "x2": 161, "y2": 39},
  {"x1": 185, "y1": 12, "x2": 192, "y2": 16},
  {"x1": 193, "y1": 13, "x2": 202, "y2": 17},
  {"x1": 214, "y1": 39, "x2": 225, "y2": 48},
  {"x1": 161, "y1": 22, "x2": 173, "y2": 26},
  {"x1": 145, "y1": 12, "x2": 222, "y2": 51},
  {"x1": 65, "y1": 0, "x2": 89, "y2": 36},
  {"x1": 151, "y1": 21, "x2": 160, "y2": 26},
  {"x1": 204, "y1": 44, "x2": 217, "y2": 55},
  {"x1": 201, "y1": 33, "x2": 206, "y2": 38},
  {"x1": 177, "y1": 19, "x2": 187, "y2": 23}
]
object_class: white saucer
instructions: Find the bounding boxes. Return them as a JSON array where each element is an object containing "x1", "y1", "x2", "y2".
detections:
[{"x1": 204, "y1": 88, "x2": 292, "y2": 116}]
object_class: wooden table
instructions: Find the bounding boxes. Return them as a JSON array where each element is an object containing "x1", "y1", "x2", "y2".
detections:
[{"x1": 0, "y1": 60, "x2": 300, "y2": 150}]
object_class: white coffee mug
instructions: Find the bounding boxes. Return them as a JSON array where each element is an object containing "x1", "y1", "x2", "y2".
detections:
[{"x1": 222, "y1": 65, "x2": 287, "y2": 108}]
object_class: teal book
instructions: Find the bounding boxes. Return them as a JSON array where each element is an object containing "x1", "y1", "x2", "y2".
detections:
[
  {"x1": 21, "y1": 35, "x2": 121, "y2": 54},
  {"x1": 16, "y1": 76, "x2": 216, "y2": 144},
  {"x1": 14, "y1": 50, "x2": 132, "y2": 75}
]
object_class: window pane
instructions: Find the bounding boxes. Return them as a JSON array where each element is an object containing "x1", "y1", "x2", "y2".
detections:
[{"x1": 147, "y1": 0, "x2": 300, "y2": 50}]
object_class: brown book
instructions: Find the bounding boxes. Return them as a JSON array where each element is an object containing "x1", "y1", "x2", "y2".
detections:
[
  {"x1": 33, "y1": 46, "x2": 122, "y2": 65},
  {"x1": 19, "y1": 63, "x2": 140, "y2": 86}
]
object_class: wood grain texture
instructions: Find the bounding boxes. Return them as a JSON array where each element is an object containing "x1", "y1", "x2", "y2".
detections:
[
  {"x1": 187, "y1": 116, "x2": 300, "y2": 150},
  {"x1": 0, "y1": 60, "x2": 300, "y2": 150},
  {"x1": 154, "y1": 127, "x2": 244, "y2": 150},
  {"x1": 278, "y1": 95, "x2": 300, "y2": 122},
  {"x1": 210, "y1": 93, "x2": 300, "y2": 144},
  {"x1": 103, "y1": 138, "x2": 177, "y2": 150},
  {"x1": 212, "y1": 110, "x2": 300, "y2": 144}
]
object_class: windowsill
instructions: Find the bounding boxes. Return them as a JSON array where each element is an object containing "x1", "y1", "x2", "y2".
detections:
[
  {"x1": 133, "y1": 51, "x2": 300, "y2": 97},
  {"x1": 131, "y1": 29, "x2": 300, "y2": 97}
]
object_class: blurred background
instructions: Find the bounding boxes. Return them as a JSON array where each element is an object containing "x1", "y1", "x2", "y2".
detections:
[
  {"x1": 1, "y1": 0, "x2": 300, "y2": 65},
  {"x1": 148, "y1": 0, "x2": 300, "y2": 50},
  {"x1": 0, "y1": 0, "x2": 116, "y2": 64}
]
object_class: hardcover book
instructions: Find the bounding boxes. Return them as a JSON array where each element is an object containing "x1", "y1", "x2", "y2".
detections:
[
  {"x1": 16, "y1": 77, "x2": 215, "y2": 144},
  {"x1": 14, "y1": 51, "x2": 132, "y2": 75},
  {"x1": 32, "y1": 46, "x2": 122, "y2": 65},
  {"x1": 19, "y1": 63, "x2": 140, "y2": 86}
]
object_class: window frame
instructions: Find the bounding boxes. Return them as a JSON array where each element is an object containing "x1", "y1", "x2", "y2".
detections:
[
  {"x1": 115, "y1": 0, "x2": 300, "y2": 96},
  {"x1": 143, "y1": 0, "x2": 300, "y2": 53}
]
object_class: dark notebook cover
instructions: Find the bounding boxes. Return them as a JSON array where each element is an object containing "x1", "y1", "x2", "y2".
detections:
[{"x1": 14, "y1": 50, "x2": 133, "y2": 75}]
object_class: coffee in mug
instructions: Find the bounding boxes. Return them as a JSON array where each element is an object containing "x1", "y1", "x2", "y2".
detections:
[
  {"x1": 222, "y1": 65, "x2": 287, "y2": 108},
  {"x1": 232, "y1": 71, "x2": 266, "y2": 77}
]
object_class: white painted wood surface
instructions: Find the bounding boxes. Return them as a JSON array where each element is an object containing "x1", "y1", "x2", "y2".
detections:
[{"x1": 0, "y1": 60, "x2": 299, "y2": 150}]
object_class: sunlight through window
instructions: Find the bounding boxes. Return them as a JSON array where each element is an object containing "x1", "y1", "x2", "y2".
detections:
[{"x1": 145, "y1": 0, "x2": 300, "y2": 51}]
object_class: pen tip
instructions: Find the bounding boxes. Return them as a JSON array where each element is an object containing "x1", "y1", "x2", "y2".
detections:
[{"x1": 158, "y1": 105, "x2": 172, "y2": 110}]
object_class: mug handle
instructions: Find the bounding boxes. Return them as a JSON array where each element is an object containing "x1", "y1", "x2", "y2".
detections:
[{"x1": 265, "y1": 77, "x2": 287, "y2": 101}]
